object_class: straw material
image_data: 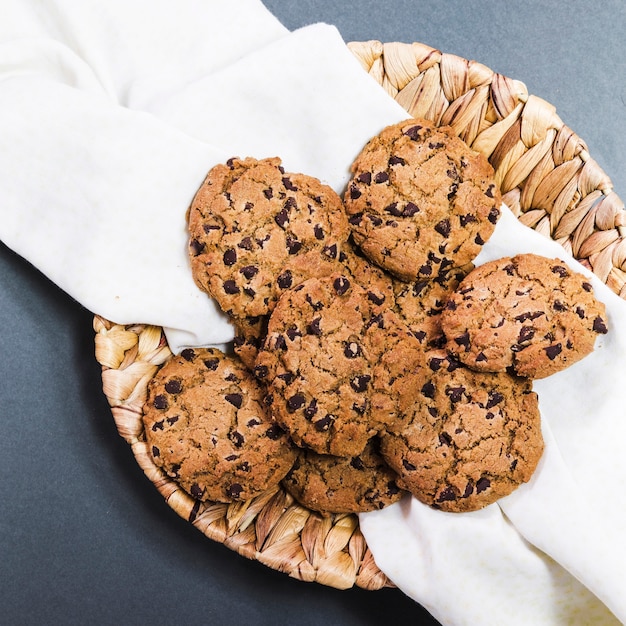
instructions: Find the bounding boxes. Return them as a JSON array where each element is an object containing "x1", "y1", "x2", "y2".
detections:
[{"x1": 94, "y1": 40, "x2": 626, "y2": 591}]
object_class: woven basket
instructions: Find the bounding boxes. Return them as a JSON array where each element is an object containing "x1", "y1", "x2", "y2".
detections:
[{"x1": 94, "y1": 40, "x2": 626, "y2": 591}]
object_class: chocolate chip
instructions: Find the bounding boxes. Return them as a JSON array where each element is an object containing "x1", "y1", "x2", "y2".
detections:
[
  {"x1": 447, "y1": 386, "x2": 465, "y2": 404},
  {"x1": 475, "y1": 352, "x2": 487, "y2": 362},
  {"x1": 374, "y1": 171, "x2": 389, "y2": 184},
  {"x1": 203, "y1": 357, "x2": 220, "y2": 370},
  {"x1": 314, "y1": 415, "x2": 333, "y2": 431},
  {"x1": 274, "y1": 208, "x2": 289, "y2": 228},
  {"x1": 344, "y1": 341, "x2": 361, "y2": 359},
  {"x1": 225, "y1": 393, "x2": 243, "y2": 409},
  {"x1": 459, "y1": 214, "x2": 478, "y2": 227},
  {"x1": 286, "y1": 235, "x2": 302, "y2": 254},
  {"x1": 286, "y1": 326, "x2": 301, "y2": 341},
  {"x1": 517, "y1": 326, "x2": 535, "y2": 343},
  {"x1": 454, "y1": 331, "x2": 471, "y2": 350},
  {"x1": 593, "y1": 316, "x2": 608, "y2": 334},
  {"x1": 485, "y1": 184, "x2": 496, "y2": 198},
  {"x1": 223, "y1": 249, "x2": 237, "y2": 266},
  {"x1": 367, "y1": 291, "x2": 386, "y2": 305},
  {"x1": 223, "y1": 280, "x2": 240, "y2": 295},
  {"x1": 350, "y1": 375, "x2": 371, "y2": 393},
  {"x1": 582, "y1": 282, "x2": 592, "y2": 292},
  {"x1": 385, "y1": 202, "x2": 402, "y2": 216},
  {"x1": 238, "y1": 236, "x2": 254, "y2": 250},
  {"x1": 476, "y1": 477, "x2": 491, "y2": 493},
  {"x1": 263, "y1": 188, "x2": 273, "y2": 200},
  {"x1": 190, "y1": 483, "x2": 205, "y2": 499},
  {"x1": 287, "y1": 394, "x2": 306, "y2": 412},
  {"x1": 485, "y1": 391, "x2": 504, "y2": 409},
  {"x1": 544, "y1": 344, "x2": 562, "y2": 360},
  {"x1": 349, "y1": 184, "x2": 362, "y2": 200},
  {"x1": 488, "y1": 207, "x2": 500, "y2": 224},
  {"x1": 403, "y1": 202, "x2": 419, "y2": 217},
  {"x1": 304, "y1": 399, "x2": 318, "y2": 420},
  {"x1": 229, "y1": 431, "x2": 244, "y2": 447},
  {"x1": 282, "y1": 177, "x2": 297, "y2": 191},
  {"x1": 474, "y1": 233, "x2": 485, "y2": 245},
  {"x1": 181, "y1": 348, "x2": 196, "y2": 361},
  {"x1": 314, "y1": 224, "x2": 324, "y2": 240},
  {"x1": 227, "y1": 483, "x2": 243, "y2": 499},
  {"x1": 153, "y1": 394, "x2": 168, "y2": 410},
  {"x1": 434, "y1": 218, "x2": 451, "y2": 238},
  {"x1": 189, "y1": 238, "x2": 205, "y2": 256},
  {"x1": 253, "y1": 364, "x2": 268, "y2": 379},
  {"x1": 277, "y1": 269, "x2": 293, "y2": 289},
  {"x1": 421, "y1": 381, "x2": 436, "y2": 398},
  {"x1": 551, "y1": 265, "x2": 569, "y2": 278},
  {"x1": 240, "y1": 265, "x2": 258, "y2": 280},
  {"x1": 151, "y1": 445, "x2": 160, "y2": 458},
  {"x1": 403, "y1": 125, "x2": 423, "y2": 140},
  {"x1": 357, "y1": 172, "x2": 372, "y2": 184},
  {"x1": 437, "y1": 486, "x2": 457, "y2": 502},
  {"x1": 333, "y1": 276, "x2": 350, "y2": 295},
  {"x1": 306, "y1": 317, "x2": 322, "y2": 335},
  {"x1": 388, "y1": 155, "x2": 406, "y2": 166},
  {"x1": 439, "y1": 432, "x2": 453, "y2": 446},
  {"x1": 323, "y1": 243, "x2": 338, "y2": 259},
  {"x1": 165, "y1": 379, "x2": 182, "y2": 394},
  {"x1": 402, "y1": 459, "x2": 417, "y2": 471}
]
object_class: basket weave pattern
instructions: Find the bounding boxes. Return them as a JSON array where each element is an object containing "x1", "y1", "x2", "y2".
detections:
[{"x1": 94, "y1": 40, "x2": 626, "y2": 591}]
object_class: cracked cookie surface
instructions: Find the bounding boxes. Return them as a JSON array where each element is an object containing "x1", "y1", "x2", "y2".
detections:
[
  {"x1": 143, "y1": 347, "x2": 297, "y2": 503},
  {"x1": 343, "y1": 118, "x2": 501, "y2": 281},
  {"x1": 254, "y1": 273, "x2": 427, "y2": 457},
  {"x1": 188, "y1": 156, "x2": 349, "y2": 321},
  {"x1": 282, "y1": 440, "x2": 406, "y2": 515},
  {"x1": 379, "y1": 351, "x2": 543, "y2": 512},
  {"x1": 440, "y1": 253, "x2": 609, "y2": 378}
]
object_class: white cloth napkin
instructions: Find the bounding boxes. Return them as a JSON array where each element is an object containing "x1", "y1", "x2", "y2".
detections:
[{"x1": 1, "y1": 2, "x2": 625, "y2": 624}]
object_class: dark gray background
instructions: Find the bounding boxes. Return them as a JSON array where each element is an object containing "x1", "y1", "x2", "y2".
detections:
[{"x1": 1, "y1": 2, "x2": 624, "y2": 625}]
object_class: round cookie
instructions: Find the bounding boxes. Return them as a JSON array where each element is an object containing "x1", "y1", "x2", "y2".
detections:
[
  {"x1": 379, "y1": 351, "x2": 544, "y2": 512},
  {"x1": 282, "y1": 440, "x2": 406, "y2": 515},
  {"x1": 188, "y1": 156, "x2": 349, "y2": 320},
  {"x1": 440, "y1": 253, "x2": 609, "y2": 379},
  {"x1": 343, "y1": 118, "x2": 501, "y2": 281},
  {"x1": 254, "y1": 273, "x2": 427, "y2": 457},
  {"x1": 143, "y1": 347, "x2": 297, "y2": 503}
]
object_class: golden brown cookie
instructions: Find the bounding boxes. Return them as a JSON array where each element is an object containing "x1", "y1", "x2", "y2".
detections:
[
  {"x1": 188, "y1": 156, "x2": 349, "y2": 321},
  {"x1": 254, "y1": 273, "x2": 427, "y2": 457},
  {"x1": 282, "y1": 440, "x2": 406, "y2": 515},
  {"x1": 379, "y1": 351, "x2": 543, "y2": 512},
  {"x1": 143, "y1": 347, "x2": 297, "y2": 503},
  {"x1": 440, "y1": 254, "x2": 609, "y2": 379},
  {"x1": 343, "y1": 118, "x2": 501, "y2": 281}
]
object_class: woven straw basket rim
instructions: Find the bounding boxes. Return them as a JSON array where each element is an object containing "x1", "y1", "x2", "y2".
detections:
[{"x1": 94, "y1": 39, "x2": 626, "y2": 591}]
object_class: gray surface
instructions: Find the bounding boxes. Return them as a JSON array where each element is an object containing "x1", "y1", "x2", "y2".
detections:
[{"x1": 1, "y1": 2, "x2": 624, "y2": 625}]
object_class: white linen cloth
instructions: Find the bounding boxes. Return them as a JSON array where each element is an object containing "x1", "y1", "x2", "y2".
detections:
[{"x1": 1, "y1": 2, "x2": 625, "y2": 624}]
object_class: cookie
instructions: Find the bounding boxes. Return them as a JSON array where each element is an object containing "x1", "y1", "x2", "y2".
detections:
[
  {"x1": 440, "y1": 253, "x2": 609, "y2": 378},
  {"x1": 188, "y1": 156, "x2": 349, "y2": 321},
  {"x1": 282, "y1": 440, "x2": 406, "y2": 515},
  {"x1": 379, "y1": 351, "x2": 543, "y2": 512},
  {"x1": 143, "y1": 347, "x2": 297, "y2": 503},
  {"x1": 392, "y1": 263, "x2": 473, "y2": 350},
  {"x1": 254, "y1": 273, "x2": 427, "y2": 457},
  {"x1": 343, "y1": 118, "x2": 501, "y2": 281}
]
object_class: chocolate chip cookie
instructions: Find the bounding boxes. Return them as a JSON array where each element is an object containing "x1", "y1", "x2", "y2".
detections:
[
  {"x1": 379, "y1": 351, "x2": 543, "y2": 512},
  {"x1": 343, "y1": 118, "x2": 501, "y2": 281},
  {"x1": 440, "y1": 253, "x2": 609, "y2": 378},
  {"x1": 254, "y1": 273, "x2": 427, "y2": 457},
  {"x1": 143, "y1": 347, "x2": 297, "y2": 503},
  {"x1": 282, "y1": 440, "x2": 406, "y2": 515},
  {"x1": 188, "y1": 156, "x2": 349, "y2": 321}
]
